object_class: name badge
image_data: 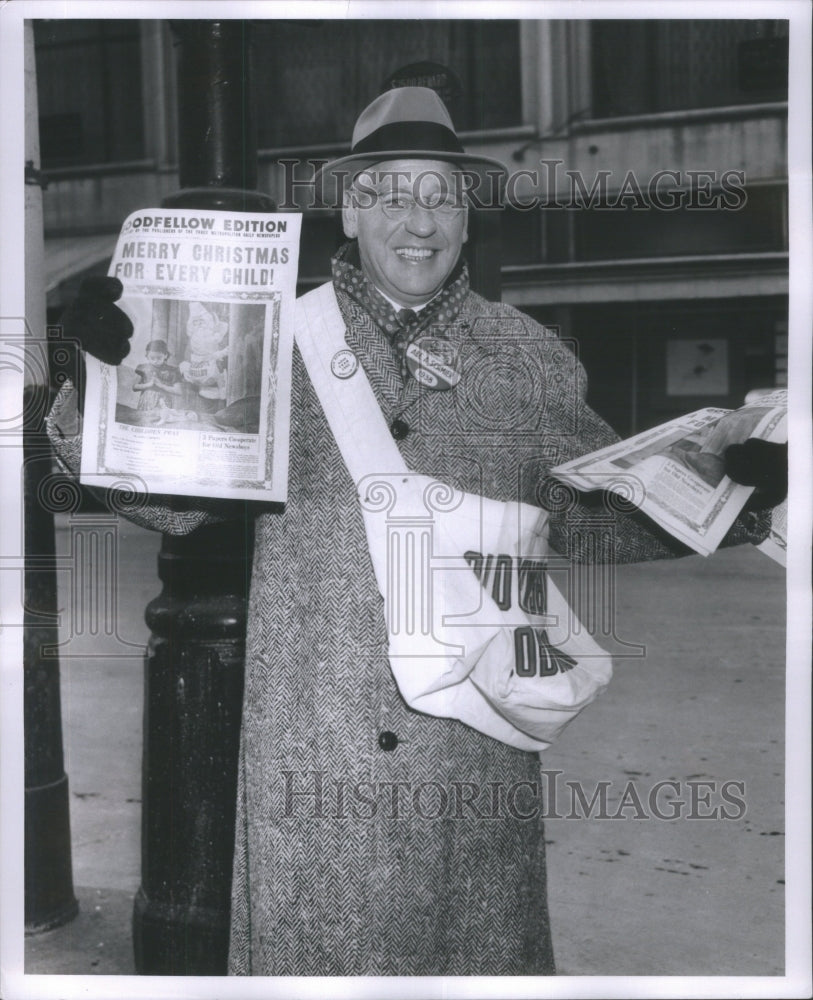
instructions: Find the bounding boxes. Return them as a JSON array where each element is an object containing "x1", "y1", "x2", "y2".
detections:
[{"x1": 405, "y1": 337, "x2": 461, "y2": 391}]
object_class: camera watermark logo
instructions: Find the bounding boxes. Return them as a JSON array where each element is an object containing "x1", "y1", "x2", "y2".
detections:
[
  {"x1": 11, "y1": 464, "x2": 153, "y2": 658},
  {"x1": 410, "y1": 317, "x2": 581, "y2": 441},
  {"x1": 2, "y1": 319, "x2": 154, "y2": 657}
]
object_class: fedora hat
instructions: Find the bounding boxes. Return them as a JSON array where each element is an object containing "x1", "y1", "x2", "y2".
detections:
[{"x1": 314, "y1": 86, "x2": 507, "y2": 206}]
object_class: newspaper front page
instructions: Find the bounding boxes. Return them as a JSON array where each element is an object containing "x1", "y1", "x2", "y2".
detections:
[
  {"x1": 80, "y1": 208, "x2": 302, "y2": 501},
  {"x1": 552, "y1": 390, "x2": 788, "y2": 557}
]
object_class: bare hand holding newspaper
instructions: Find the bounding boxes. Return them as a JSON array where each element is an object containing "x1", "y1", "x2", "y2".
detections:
[
  {"x1": 80, "y1": 208, "x2": 302, "y2": 501},
  {"x1": 551, "y1": 390, "x2": 788, "y2": 559}
]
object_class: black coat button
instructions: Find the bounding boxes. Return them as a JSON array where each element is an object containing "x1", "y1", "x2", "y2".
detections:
[
  {"x1": 377, "y1": 730, "x2": 399, "y2": 752},
  {"x1": 390, "y1": 418, "x2": 409, "y2": 440}
]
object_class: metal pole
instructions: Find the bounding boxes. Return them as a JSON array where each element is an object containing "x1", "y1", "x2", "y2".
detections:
[
  {"x1": 132, "y1": 20, "x2": 273, "y2": 975},
  {"x1": 23, "y1": 19, "x2": 79, "y2": 934}
]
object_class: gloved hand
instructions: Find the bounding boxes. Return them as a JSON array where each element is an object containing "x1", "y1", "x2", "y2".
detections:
[
  {"x1": 724, "y1": 439, "x2": 788, "y2": 510},
  {"x1": 59, "y1": 276, "x2": 133, "y2": 365}
]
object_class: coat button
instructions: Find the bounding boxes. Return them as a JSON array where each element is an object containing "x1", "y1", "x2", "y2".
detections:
[
  {"x1": 390, "y1": 418, "x2": 409, "y2": 440},
  {"x1": 377, "y1": 730, "x2": 399, "y2": 752}
]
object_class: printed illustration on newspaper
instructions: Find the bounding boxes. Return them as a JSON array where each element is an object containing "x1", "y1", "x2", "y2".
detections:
[
  {"x1": 80, "y1": 209, "x2": 302, "y2": 501},
  {"x1": 551, "y1": 390, "x2": 787, "y2": 559}
]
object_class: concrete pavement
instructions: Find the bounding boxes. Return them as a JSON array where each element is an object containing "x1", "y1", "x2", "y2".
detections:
[{"x1": 24, "y1": 514, "x2": 786, "y2": 978}]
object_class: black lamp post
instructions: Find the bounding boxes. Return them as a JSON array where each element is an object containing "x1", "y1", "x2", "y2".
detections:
[{"x1": 132, "y1": 21, "x2": 273, "y2": 975}]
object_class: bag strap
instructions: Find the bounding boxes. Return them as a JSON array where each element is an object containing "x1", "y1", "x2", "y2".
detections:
[{"x1": 294, "y1": 282, "x2": 410, "y2": 483}]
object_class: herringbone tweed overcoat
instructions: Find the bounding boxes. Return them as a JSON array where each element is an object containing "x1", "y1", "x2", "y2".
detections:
[{"x1": 47, "y1": 275, "x2": 765, "y2": 977}]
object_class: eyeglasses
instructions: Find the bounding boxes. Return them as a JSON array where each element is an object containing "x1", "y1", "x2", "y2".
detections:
[{"x1": 375, "y1": 192, "x2": 466, "y2": 220}]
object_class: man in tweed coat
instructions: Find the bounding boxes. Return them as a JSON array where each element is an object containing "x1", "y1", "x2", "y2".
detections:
[{"x1": 48, "y1": 88, "x2": 774, "y2": 976}]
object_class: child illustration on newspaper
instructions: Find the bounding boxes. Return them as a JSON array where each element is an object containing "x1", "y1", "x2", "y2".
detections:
[{"x1": 132, "y1": 339, "x2": 183, "y2": 415}]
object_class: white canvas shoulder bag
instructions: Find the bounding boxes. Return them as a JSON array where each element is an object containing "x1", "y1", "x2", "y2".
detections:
[{"x1": 294, "y1": 282, "x2": 612, "y2": 752}]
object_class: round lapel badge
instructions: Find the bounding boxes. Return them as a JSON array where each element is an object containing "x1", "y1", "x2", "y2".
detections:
[
  {"x1": 331, "y1": 349, "x2": 359, "y2": 379},
  {"x1": 406, "y1": 337, "x2": 461, "y2": 391}
]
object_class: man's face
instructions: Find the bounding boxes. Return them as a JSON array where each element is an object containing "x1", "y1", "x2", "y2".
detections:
[{"x1": 342, "y1": 159, "x2": 468, "y2": 307}]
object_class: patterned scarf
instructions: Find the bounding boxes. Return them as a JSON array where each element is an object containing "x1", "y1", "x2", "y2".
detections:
[{"x1": 331, "y1": 240, "x2": 469, "y2": 380}]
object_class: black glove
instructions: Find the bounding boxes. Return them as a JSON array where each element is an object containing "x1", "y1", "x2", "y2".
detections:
[
  {"x1": 724, "y1": 439, "x2": 788, "y2": 510},
  {"x1": 59, "y1": 276, "x2": 134, "y2": 365}
]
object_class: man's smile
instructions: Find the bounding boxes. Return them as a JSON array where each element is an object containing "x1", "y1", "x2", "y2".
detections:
[{"x1": 394, "y1": 247, "x2": 438, "y2": 262}]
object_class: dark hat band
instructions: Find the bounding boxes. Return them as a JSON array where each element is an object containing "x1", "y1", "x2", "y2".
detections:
[{"x1": 352, "y1": 120, "x2": 465, "y2": 158}]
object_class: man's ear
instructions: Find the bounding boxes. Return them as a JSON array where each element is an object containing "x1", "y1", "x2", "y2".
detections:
[{"x1": 342, "y1": 189, "x2": 358, "y2": 238}]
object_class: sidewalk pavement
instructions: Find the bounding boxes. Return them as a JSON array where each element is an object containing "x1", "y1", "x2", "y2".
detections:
[{"x1": 24, "y1": 515, "x2": 786, "y2": 978}]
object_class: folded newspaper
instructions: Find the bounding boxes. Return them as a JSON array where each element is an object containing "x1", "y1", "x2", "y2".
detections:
[
  {"x1": 551, "y1": 390, "x2": 788, "y2": 559},
  {"x1": 80, "y1": 208, "x2": 302, "y2": 501}
]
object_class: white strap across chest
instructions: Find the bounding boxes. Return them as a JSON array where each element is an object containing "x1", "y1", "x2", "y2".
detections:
[{"x1": 294, "y1": 281, "x2": 410, "y2": 483}]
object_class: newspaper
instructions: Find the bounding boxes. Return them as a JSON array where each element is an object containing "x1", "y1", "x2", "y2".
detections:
[
  {"x1": 80, "y1": 208, "x2": 302, "y2": 501},
  {"x1": 551, "y1": 390, "x2": 787, "y2": 557}
]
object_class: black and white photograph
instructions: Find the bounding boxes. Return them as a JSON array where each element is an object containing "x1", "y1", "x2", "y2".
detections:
[
  {"x1": 108, "y1": 300, "x2": 269, "y2": 436},
  {"x1": 117, "y1": 299, "x2": 236, "y2": 428},
  {"x1": 0, "y1": 2, "x2": 810, "y2": 999}
]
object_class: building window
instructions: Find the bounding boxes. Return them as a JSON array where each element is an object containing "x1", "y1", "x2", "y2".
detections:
[
  {"x1": 572, "y1": 184, "x2": 788, "y2": 261},
  {"x1": 252, "y1": 20, "x2": 522, "y2": 149},
  {"x1": 590, "y1": 20, "x2": 788, "y2": 118},
  {"x1": 34, "y1": 20, "x2": 145, "y2": 168},
  {"x1": 501, "y1": 185, "x2": 787, "y2": 266}
]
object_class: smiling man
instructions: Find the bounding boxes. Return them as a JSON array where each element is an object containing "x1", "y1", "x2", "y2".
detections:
[
  {"x1": 224, "y1": 88, "x2": 767, "y2": 977},
  {"x1": 48, "y1": 86, "x2": 780, "y2": 978}
]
